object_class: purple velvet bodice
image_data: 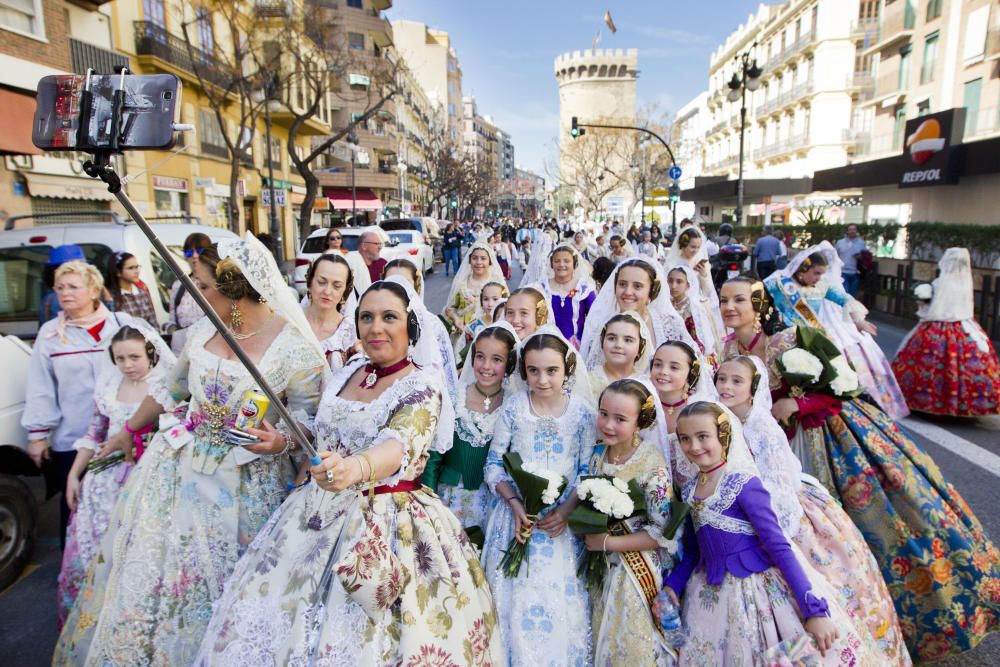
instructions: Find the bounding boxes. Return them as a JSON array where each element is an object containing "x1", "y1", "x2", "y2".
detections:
[
  {"x1": 550, "y1": 285, "x2": 595, "y2": 344},
  {"x1": 666, "y1": 474, "x2": 829, "y2": 619}
]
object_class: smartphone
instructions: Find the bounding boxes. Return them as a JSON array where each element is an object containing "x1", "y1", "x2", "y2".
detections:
[
  {"x1": 33, "y1": 73, "x2": 181, "y2": 151},
  {"x1": 226, "y1": 428, "x2": 262, "y2": 447}
]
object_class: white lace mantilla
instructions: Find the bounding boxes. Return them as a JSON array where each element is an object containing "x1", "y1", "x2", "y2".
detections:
[
  {"x1": 454, "y1": 396, "x2": 502, "y2": 449},
  {"x1": 686, "y1": 472, "x2": 756, "y2": 535}
]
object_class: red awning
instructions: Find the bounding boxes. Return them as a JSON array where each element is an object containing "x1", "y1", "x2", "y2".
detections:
[
  {"x1": 0, "y1": 89, "x2": 42, "y2": 155},
  {"x1": 326, "y1": 187, "x2": 383, "y2": 211}
]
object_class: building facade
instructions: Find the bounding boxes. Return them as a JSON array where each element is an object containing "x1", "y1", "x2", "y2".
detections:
[
  {"x1": 395, "y1": 60, "x2": 437, "y2": 217},
  {"x1": 671, "y1": 91, "x2": 710, "y2": 220},
  {"x1": 392, "y1": 20, "x2": 464, "y2": 143}
]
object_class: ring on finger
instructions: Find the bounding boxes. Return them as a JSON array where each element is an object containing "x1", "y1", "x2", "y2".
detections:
[{"x1": 325, "y1": 470, "x2": 334, "y2": 483}]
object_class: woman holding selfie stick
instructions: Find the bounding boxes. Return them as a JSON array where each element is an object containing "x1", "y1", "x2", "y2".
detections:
[{"x1": 55, "y1": 235, "x2": 326, "y2": 666}]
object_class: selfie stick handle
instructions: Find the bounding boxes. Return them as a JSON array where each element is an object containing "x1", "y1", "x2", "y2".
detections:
[{"x1": 83, "y1": 153, "x2": 322, "y2": 465}]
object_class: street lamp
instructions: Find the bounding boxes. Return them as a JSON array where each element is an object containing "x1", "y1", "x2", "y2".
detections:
[
  {"x1": 346, "y1": 130, "x2": 359, "y2": 225},
  {"x1": 726, "y1": 44, "x2": 762, "y2": 226},
  {"x1": 399, "y1": 159, "x2": 408, "y2": 217},
  {"x1": 255, "y1": 70, "x2": 282, "y2": 261}
]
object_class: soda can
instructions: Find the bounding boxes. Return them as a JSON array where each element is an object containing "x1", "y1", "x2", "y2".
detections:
[{"x1": 235, "y1": 388, "x2": 269, "y2": 431}]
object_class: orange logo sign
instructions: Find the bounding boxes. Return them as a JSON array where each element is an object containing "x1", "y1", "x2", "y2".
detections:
[{"x1": 905, "y1": 119, "x2": 946, "y2": 165}]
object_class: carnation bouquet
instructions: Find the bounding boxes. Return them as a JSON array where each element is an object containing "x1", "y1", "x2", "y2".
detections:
[
  {"x1": 568, "y1": 475, "x2": 647, "y2": 591},
  {"x1": 498, "y1": 452, "x2": 567, "y2": 578},
  {"x1": 776, "y1": 326, "x2": 864, "y2": 402},
  {"x1": 86, "y1": 451, "x2": 127, "y2": 474}
]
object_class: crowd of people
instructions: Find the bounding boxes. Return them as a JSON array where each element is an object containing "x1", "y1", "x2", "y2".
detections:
[{"x1": 25, "y1": 215, "x2": 1000, "y2": 666}]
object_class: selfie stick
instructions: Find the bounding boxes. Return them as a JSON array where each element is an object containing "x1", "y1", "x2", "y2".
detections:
[{"x1": 75, "y1": 71, "x2": 321, "y2": 465}]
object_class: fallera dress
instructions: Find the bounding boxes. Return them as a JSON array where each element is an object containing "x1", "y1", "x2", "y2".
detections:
[
  {"x1": 422, "y1": 390, "x2": 502, "y2": 536},
  {"x1": 745, "y1": 327, "x2": 1000, "y2": 662},
  {"x1": 56, "y1": 367, "x2": 170, "y2": 628},
  {"x1": 194, "y1": 360, "x2": 503, "y2": 666},
  {"x1": 482, "y1": 391, "x2": 596, "y2": 667},
  {"x1": 589, "y1": 439, "x2": 680, "y2": 667},
  {"x1": 53, "y1": 319, "x2": 325, "y2": 666}
]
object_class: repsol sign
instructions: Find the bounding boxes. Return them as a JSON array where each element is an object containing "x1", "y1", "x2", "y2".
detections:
[{"x1": 898, "y1": 108, "x2": 966, "y2": 189}]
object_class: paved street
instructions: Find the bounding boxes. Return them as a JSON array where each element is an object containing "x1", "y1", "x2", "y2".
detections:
[{"x1": 2, "y1": 263, "x2": 999, "y2": 665}]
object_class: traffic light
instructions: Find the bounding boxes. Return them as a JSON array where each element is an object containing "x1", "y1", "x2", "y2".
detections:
[
  {"x1": 570, "y1": 116, "x2": 585, "y2": 139},
  {"x1": 450, "y1": 199, "x2": 458, "y2": 209},
  {"x1": 668, "y1": 182, "x2": 681, "y2": 205}
]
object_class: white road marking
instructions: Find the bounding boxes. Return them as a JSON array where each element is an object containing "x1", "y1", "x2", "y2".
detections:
[{"x1": 901, "y1": 417, "x2": 1000, "y2": 478}]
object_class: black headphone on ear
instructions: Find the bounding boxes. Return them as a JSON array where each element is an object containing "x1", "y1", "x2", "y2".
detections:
[{"x1": 407, "y1": 310, "x2": 420, "y2": 345}]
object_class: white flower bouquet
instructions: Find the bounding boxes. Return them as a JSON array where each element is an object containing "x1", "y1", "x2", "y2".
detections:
[
  {"x1": 499, "y1": 452, "x2": 568, "y2": 578},
  {"x1": 569, "y1": 475, "x2": 647, "y2": 591},
  {"x1": 776, "y1": 327, "x2": 865, "y2": 402},
  {"x1": 911, "y1": 282, "x2": 933, "y2": 302}
]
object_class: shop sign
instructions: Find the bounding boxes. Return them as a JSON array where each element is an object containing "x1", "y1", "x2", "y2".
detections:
[
  {"x1": 194, "y1": 177, "x2": 216, "y2": 188},
  {"x1": 152, "y1": 176, "x2": 188, "y2": 191},
  {"x1": 262, "y1": 188, "x2": 287, "y2": 206},
  {"x1": 899, "y1": 108, "x2": 965, "y2": 189}
]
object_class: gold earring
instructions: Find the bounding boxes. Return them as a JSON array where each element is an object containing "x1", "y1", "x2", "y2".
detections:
[
  {"x1": 632, "y1": 432, "x2": 640, "y2": 449},
  {"x1": 230, "y1": 302, "x2": 244, "y2": 331}
]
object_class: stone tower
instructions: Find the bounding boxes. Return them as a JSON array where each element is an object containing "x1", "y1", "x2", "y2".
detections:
[{"x1": 554, "y1": 49, "x2": 639, "y2": 207}]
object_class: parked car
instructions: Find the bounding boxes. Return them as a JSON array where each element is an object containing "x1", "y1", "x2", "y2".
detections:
[
  {"x1": 0, "y1": 333, "x2": 39, "y2": 590},
  {"x1": 292, "y1": 226, "x2": 407, "y2": 295},
  {"x1": 386, "y1": 230, "x2": 434, "y2": 273},
  {"x1": 0, "y1": 213, "x2": 238, "y2": 339},
  {"x1": 379, "y1": 217, "x2": 441, "y2": 258}
]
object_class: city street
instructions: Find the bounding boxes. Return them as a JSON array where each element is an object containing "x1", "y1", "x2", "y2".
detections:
[{"x1": 2, "y1": 261, "x2": 999, "y2": 666}]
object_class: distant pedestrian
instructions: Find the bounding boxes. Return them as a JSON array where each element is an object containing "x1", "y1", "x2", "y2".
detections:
[
  {"x1": 751, "y1": 225, "x2": 783, "y2": 278},
  {"x1": 835, "y1": 224, "x2": 867, "y2": 296},
  {"x1": 443, "y1": 222, "x2": 462, "y2": 276},
  {"x1": 40, "y1": 245, "x2": 86, "y2": 325},
  {"x1": 358, "y1": 228, "x2": 387, "y2": 283},
  {"x1": 106, "y1": 252, "x2": 158, "y2": 328}
]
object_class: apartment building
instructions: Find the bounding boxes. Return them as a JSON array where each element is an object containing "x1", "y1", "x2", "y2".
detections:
[
  {"x1": 395, "y1": 61, "x2": 437, "y2": 217},
  {"x1": 392, "y1": 20, "x2": 465, "y2": 143},
  {"x1": 703, "y1": 0, "x2": 864, "y2": 181},
  {"x1": 0, "y1": 1, "x2": 129, "y2": 224},
  {"x1": 498, "y1": 129, "x2": 515, "y2": 181},
  {"x1": 670, "y1": 92, "x2": 709, "y2": 219},
  {"x1": 855, "y1": 0, "x2": 1000, "y2": 159},
  {"x1": 462, "y1": 96, "x2": 500, "y2": 179}
]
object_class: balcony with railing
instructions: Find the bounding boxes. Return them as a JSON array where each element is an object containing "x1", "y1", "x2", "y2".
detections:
[
  {"x1": 865, "y1": 0, "x2": 915, "y2": 52},
  {"x1": 70, "y1": 38, "x2": 128, "y2": 75},
  {"x1": 873, "y1": 67, "x2": 903, "y2": 101},
  {"x1": 757, "y1": 132, "x2": 808, "y2": 160},
  {"x1": 988, "y1": 26, "x2": 1000, "y2": 61},
  {"x1": 856, "y1": 132, "x2": 902, "y2": 158},
  {"x1": 964, "y1": 106, "x2": 1000, "y2": 141},
  {"x1": 256, "y1": 0, "x2": 291, "y2": 18},
  {"x1": 134, "y1": 21, "x2": 234, "y2": 89}
]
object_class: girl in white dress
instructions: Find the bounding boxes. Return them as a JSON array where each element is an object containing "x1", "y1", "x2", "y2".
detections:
[
  {"x1": 303, "y1": 253, "x2": 357, "y2": 369},
  {"x1": 57, "y1": 323, "x2": 175, "y2": 628},
  {"x1": 584, "y1": 311, "x2": 653, "y2": 399},
  {"x1": 482, "y1": 328, "x2": 597, "y2": 667}
]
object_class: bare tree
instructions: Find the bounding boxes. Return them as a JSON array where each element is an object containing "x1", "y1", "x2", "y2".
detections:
[
  {"x1": 176, "y1": 3, "x2": 282, "y2": 229},
  {"x1": 423, "y1": 126, "x2": 465, "y2": 219},
  {"x1": 619, "y1": 106, "x2": 673, "y2": 220},
  {"x1": 549, "y1": 124, "x2": 630, "y2": 221}
]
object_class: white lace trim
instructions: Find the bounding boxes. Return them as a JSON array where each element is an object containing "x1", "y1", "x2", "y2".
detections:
[{"x1": 454, "y1": 398, "x2": 502, "y2": 449}]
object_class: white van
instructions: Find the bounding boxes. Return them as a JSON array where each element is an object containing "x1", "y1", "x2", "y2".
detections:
[{"x1": 0, "y1": 213, "x2": 238, "y2": 338}]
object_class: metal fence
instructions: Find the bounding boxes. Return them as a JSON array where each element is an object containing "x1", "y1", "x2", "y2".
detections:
[{"x1": 861, "y1": 261, "x2": 1000, "y2": 342}]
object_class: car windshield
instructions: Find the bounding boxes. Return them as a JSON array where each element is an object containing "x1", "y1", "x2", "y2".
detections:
[
  {"x1": 303, "y1": 233, "x2": 360, "y2": 254},
  {"x1": 0, "y1": 246, "x2": 51, "y2": 321}
]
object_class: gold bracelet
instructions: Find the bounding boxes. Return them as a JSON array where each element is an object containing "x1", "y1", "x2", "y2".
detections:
[{"x1": 358, "y1": 451, "x2": 376, "y2": 499}]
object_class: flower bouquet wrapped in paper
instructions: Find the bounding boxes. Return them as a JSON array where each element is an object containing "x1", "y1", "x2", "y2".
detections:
[
  {"x1": 568, "y1": 475, "x2": 647, "y2": 591},
  {"x1": 911, "y1": 281, "x2": 933, "y2": 302},
  {"x1": 499, "y1": 451, "x2": 567, "y2": 578},
  {"x1": 776, "y1": 326, "x2": 865, "y2": 401}
]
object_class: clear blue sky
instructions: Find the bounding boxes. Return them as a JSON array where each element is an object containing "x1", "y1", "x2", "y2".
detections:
[{"x1": 387, "y1": 0, "x2": 763, "y2": 179}]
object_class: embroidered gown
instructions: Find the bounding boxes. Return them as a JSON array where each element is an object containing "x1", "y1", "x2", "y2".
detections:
[
  {"x1": 56, "y1": 367, "x2": 170, "y2": 628},
  {"x1": 54, "y1": 319, "x2": 325, "y2": 666},
  {"x1": 765, "y1": 275, "x2": 909, "y2": 419},
  {"x1": 731, "y1": 378, "x2": 910, "y2": 664},
  {"x1": 590, "y1": 439, "x2": 679, "y2": 667},
  {"x1": 667, "y1": 474, "x2": 882, "y2": 666},
  {"x1": 482, "y1": 391, "x2": 597, "y2": 667},
  {"x1": 421, "y1": 391, "x2": 501, "y2": 538},
  {"x1": 549, "y1": 280, "x2": 596, "y2": 347},
  {"x1": 194, "y1": 361, "x2": 503, "y2": 666},
  {"x1": 751, "y1": 327, "x2": 1000, "y2": 662}
]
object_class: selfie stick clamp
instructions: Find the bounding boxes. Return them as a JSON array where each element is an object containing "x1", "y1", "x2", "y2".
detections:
[{"x1": 79, "y1": 70, "x2": 322, "y2": 465}]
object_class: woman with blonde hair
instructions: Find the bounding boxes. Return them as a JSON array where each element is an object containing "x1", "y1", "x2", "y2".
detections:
[{"x1": 22, "y1": 259, "x2": 145, "y2": 546}]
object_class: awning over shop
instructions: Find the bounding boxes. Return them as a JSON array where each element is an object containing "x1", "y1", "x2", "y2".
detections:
[
  {"x1": 0, "y1": 89, "x2": 42, "y2": 155},
  {"x1": 681, "y1": 177, "x2": 813, "y2": 203},
  {"x1": 326, "y1": 187, "x2": 383, "y2": 211},
  {"x1": 23, "y1": 172, "x2": 115, "y2": 201}
]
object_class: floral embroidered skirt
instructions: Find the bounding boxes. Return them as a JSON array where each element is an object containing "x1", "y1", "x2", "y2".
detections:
[
  {"x1": 892, "y1": 320, "x2": 1000, "y2": 417},
  {"x1": 793, "y1": 481, "x2": 911, "y2": 665},
  {"x1": 796, "y1": 397, "x2": 1000, "y2": 661},
  {"x1": 57, "y1": 461, "x2": 134, "y2": 629},
  {"x1": 193, "y1": 483, "x2": 503, "y2": 666},
  {"x1": 679, "y1": 566, "x2": 882, "y2": 666}
]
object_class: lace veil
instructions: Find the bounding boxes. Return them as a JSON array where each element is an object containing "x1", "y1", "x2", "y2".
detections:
[
  {"x1": 443, "y1": 241, "x2": 508, "y2": 315},
  {"x1": 579, "y1": 256, "x2": 696, "y2": 363},
  {"x1": 741, "y1": 355, "x2": 805, "y2": 537},
  {"x1": 583, "y1": 309, "x2": 654, "y2": 377},
  {"x1": 511, "y1": 324, "x2": 595, "y2": 410},
  {"x1": 219, "y1": 232, "x2": 325, "y2": 362},
  {"x1": 923, "y1": 247, "x2": 975, "y2": 322},
  {"x1": 668, "y1": 262, "x2": 721, "y2": 356},
  {"x1": 520, "y1": 231, "x2": 556, "y2": 287}
]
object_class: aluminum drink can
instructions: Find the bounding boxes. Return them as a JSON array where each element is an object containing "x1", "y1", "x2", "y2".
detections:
[{"x1": 235, "y1": 388, "x2": 269, "y2": 430}]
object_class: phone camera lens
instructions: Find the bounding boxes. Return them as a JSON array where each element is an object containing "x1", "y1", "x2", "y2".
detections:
[{"x1": 163, "y1": 91, "x2": 172, "y2": 100}]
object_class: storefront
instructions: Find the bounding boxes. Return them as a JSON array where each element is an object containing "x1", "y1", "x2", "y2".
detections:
[
  {"x1": 151, "y1": 175, "x2": 190, "y2": 218},
  {"x1": 813, "y1": 108, "x2": 1000, "y2": 225}
]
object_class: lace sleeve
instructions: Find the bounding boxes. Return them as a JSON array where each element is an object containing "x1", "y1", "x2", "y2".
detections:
[
  {"x1": 278, "y1": 363, "x2": 325, "y2": 459},
  {"x1": 73, "y1": 403, "x2": 109, "y2": 451},
  {"x1": 373, "y1": 384, "x2": 442, "y2": 485},
  {"x1": 484, "y1": 402, "x2": 514, "y2": 491}
]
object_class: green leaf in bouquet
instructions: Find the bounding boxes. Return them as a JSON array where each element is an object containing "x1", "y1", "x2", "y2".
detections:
[
  {"x1": 568, "y1": 504, "x2": 614, "y2": 535},
  {"x1": 663, "y1": 499, "x2": 690, "y2": 540},
  {"x1": 437, "y1": 313, "x2": 458, "y2": 336},
  {"x1": 502, "y1": 452, "x2": 564, "y2": 515},
  {"x1": 625, "y1": 478, "x2": 647, "y2": 515}
]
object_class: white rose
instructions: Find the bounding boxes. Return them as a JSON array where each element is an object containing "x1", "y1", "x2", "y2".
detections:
[
  {"x1": 829, "y1": 355, "x2": 859, "y2": 394},
  {"x1": 914, "y1": 283, "x2": 933, "y2": 300},
  {"x1": 781, "y1": 348, "x2": 824, "y2": 383},
  {"x1": 611, "y1": 477, "x2": 628, "y2": 493}
]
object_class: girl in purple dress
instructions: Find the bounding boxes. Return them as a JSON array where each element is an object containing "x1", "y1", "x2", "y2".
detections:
[
  {"x1": 664, "y1": 401, "x2": 883, "y2": 666},
  {"x1": 542, "y1": 244, "x2": 596, "y2": 347}
]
